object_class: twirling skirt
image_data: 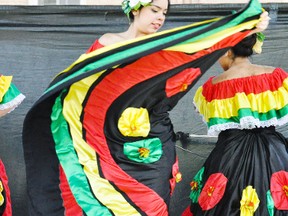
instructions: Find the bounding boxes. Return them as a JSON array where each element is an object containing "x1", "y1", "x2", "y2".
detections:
[{"x1": 189, "y1": 127, "x2": 288, "y2": 216}]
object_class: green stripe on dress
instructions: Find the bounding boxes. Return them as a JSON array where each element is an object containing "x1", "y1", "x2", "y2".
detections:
[
  {"x1": 51, "y1": 91, "x2": 112, "y2": 216},
  {"x1": 208, "y1": 106, "x2": 288, "y2": 127}
]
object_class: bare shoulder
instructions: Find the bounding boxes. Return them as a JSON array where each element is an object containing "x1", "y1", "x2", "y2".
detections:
[
  {"x1": 252, "y1": 65, "x2": 276, "y2": 75},
  {"x1": 98, "y1": 32, "x2": 127, "y2": 46},
  {"x1": 98, "y1": 33, "x2": 118, "y2": 46},
  {"x1": 212, "y1": 65, "x2": 276, "y2": 84}
]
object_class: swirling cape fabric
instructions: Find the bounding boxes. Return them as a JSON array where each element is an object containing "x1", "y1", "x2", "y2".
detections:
[{"x1": 23, "y1": 0, "x2": 264, "y2": 215}]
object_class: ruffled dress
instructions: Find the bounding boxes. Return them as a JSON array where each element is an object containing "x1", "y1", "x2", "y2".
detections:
[
  {"x1": 0, "y1": 75, "x2": 25, "y2": 216},
  {"x1": 188, "y1": 68, "x2": 288, "y2": 215}
]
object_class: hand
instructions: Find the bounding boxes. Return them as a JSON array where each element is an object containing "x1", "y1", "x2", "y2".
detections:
[{"x1": 255, "y1": 11, "x2": 271, "y2": 33}]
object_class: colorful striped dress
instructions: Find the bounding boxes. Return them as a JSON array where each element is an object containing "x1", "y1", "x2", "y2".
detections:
[
  {"x1": 0, "y1": 75, "x2": 25, "y2": 216},
  {"x1": 21, "y1": 1, "x2": 266, "y2": 214},
  {"x1": 188, "y1": 68, "x2": 288, "y2": 215}
]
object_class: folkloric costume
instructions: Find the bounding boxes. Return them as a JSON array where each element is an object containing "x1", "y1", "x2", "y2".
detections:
[
  {"x1": 22, "y1": 0, "x2": 266, "y2": 215},
  {"x1": 186, "y1": 69, "x2": 288, "y2": 214},
  {"x1": 0, "y1": 75, "x2": 25, "y2": 216}
]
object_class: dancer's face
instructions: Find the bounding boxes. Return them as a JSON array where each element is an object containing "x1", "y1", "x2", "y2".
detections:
[{"x1": 132, "y1": 0, "x2": 169, "y2": 35}]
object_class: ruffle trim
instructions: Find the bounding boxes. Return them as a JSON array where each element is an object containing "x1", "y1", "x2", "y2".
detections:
[
  {"x1": 0, "y1": 93, "x2": 25, "y2": 112},
  {"x1": 207, "y1": 115, "x2": 288, "y2": 136},
  {"x1": 202, "y1": 68, "x2": 288, "y2": 101},
  {"x1": 194, "y1": 85, "x2": 288, "y2": 122}
]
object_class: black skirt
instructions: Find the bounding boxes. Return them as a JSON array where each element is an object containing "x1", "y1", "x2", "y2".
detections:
[{"x1": 189, "y1": 127, "x2": 288, "y2": 216}]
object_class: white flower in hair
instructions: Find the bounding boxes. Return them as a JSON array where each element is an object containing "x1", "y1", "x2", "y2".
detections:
[{"x1": 129, "y1": 0, "x2": 152, "y2": 9}]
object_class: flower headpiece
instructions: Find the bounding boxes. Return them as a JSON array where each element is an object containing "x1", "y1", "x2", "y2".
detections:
[
  {"x1": 122, "y1": 0, "x2": 152, "y2": 19},
  {"x1": 253, "y1": 32, "x2": 265, "y2": 54}
]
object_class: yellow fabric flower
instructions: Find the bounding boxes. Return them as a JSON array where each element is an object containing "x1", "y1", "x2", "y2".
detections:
[
  {"x1": 118, "y1": 107, "x2": 150, "y2": 137},
  {"x1": 175, "y1": 172, "x2": 182, "y2": 183},
  {"x1": 252, "y1": 40, "x2": 263, "y2": 54},
  {"x1": 240, "y1": 186, "x2": 260, "y2": 216},
  {"x1": 0, "y1": 180, "x2": 4, "y2": 206},
  {"x1": 138, "y1": 147, "x2": 150, "y2": 158},
  {"x1": 253, "y1": 32, "x2": 265, "y2": 54}
]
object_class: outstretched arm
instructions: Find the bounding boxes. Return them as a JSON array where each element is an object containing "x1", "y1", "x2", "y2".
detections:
[{"x1": 249, "y1": 11, "x2": 271, "y2": 35}]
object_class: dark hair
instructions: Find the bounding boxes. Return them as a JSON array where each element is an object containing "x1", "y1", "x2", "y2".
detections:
[
  {"x1": 231, "y1": 33, "x2": 257, "y2": 57},
  {"x1": 128, "y1": 0, "x2": 171, "y2": 22}
]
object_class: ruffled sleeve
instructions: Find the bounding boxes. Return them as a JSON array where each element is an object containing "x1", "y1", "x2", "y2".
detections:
[
  {"x1": 193, "y1": 68, "x2": 288, "y2": 135},
  {"x1": 0, "y1": 75, "x2": 25, "y2": 116}
]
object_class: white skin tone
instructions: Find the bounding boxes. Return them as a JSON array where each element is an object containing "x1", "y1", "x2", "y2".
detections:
[
  {"x1": 213, "y1": 49, "x2": 275, "y2": 84},
  {"x1": 99, "y1": 0, "x2": 169, "y2": 46},
  {"x1": 98, "y1": 2, "x2": 270, "y2": 47}
]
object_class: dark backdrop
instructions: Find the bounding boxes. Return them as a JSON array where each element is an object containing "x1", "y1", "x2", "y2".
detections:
[{"x1": 0, "y1": 3, "x2": 287, "y2": 215}]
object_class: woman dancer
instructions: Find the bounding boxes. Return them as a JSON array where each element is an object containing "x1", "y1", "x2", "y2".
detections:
[
  {"x1": 185, "y1": 33, "x2": 288, "y2": 215},
  {"x1": 22, "y1": 0, "x2": 270, "y2": 215},
  {"x1": 87, "y1": 0, "x2": 170, "y2": 52}
]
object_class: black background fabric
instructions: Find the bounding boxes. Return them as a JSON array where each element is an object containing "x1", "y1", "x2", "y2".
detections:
[{"x1": 0, "y1": 4, "x2": 287, "y2": 215}]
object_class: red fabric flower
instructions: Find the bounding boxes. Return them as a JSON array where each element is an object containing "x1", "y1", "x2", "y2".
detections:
[
  {"x1": 270, "y1": 170, "x2": 288, "y2": 210},
  {"x1": 198, "y1": 173, "x2": 228, "y2": 210},
  {"x1": 165, "y1": 68, "x2": 201, "y2": 97}
]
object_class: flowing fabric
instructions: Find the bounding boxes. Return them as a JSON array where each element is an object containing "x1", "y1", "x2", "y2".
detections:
[
  {"x1": 22, "y1": 0, "x2": 264, "y2": 215},
  {"x1": 188, "y1": 68, "x2": 288, "y2": 215}
]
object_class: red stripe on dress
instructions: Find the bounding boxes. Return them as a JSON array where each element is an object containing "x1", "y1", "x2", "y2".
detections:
[
  {"x1": 202, "y1": 68, "x2": 288, "y2": 101},
  {"x1": 59, "y1": 165, "x2": 83, "y2": 216},
  {"x1": 82, "y1": 31, "x2": 250, "y2": 215}
]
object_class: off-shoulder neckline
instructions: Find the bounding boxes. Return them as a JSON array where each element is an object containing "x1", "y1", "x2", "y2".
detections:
[{"x1": 210, "y1": 67, "x2": 281, "y2": 86}]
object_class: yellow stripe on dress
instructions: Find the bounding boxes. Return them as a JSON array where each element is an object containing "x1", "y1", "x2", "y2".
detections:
[
  {"x1": 165, "y1": 20, "x2": 258, "y2": 53},
  {"x1": 63, "y1": 73, "x2": 140, "y2": 215},
  {"x1": 56, "y1": 18, "x2": 221, "y2": 77},
  {"x1": 194, "y1": 85, "x2": 288, "y2": 122}
]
